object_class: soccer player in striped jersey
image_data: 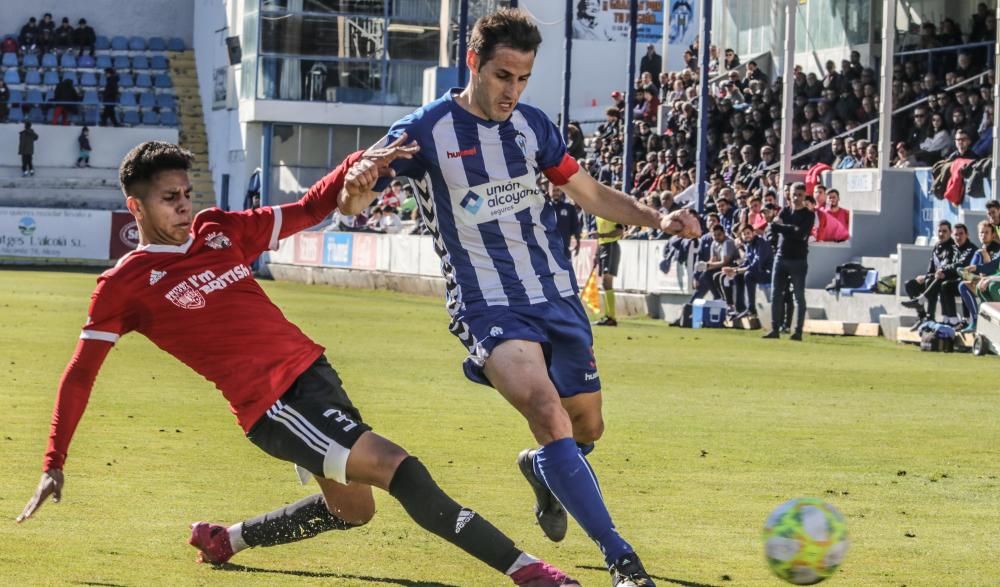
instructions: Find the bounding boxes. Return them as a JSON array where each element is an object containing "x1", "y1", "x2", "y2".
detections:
[
  {"x1": 344, "y1": 10, "x2": 700, "y2": 587},
  {"x1": 16, "y1": 140, "x2": 581, "y2": 587}
]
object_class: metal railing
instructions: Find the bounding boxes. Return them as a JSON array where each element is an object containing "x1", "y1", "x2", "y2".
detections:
[{"x1": 893, "y1": 40, "x2": 996, "y2": 72}]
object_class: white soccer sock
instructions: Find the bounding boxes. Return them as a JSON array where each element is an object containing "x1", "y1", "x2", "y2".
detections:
[
  {"x1": 228, "y1": 522, "x2": 249, "y2": 553},
  {"x1": 506, "y1": 551, "x2": 540, "y2": 575}
]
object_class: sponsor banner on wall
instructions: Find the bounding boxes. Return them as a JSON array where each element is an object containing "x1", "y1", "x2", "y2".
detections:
[
  {"x1": 322, "y1": 232, "x2": 353, "y2": 267},
  {"x1": 293, "y1": 232, "x2": 323, "y2": 265},
  {"x1": 573, "y1": 0, "x2": 665, "y2": 45},
  {"x1": 666, "y1": 0, "x2": 698, "y2": 72},
  {"x1": 109, "y1": 211, "x2": 139, "y2": 260},
  {"x1": 573, "y1": 239, "x2": 599, "y2": 286},
  {"x1": 351, "y1": 233, "x2": 377, "y2": 270},
  {"x1": 0, "y1": 208, "x2": 111, "y2": 259}
]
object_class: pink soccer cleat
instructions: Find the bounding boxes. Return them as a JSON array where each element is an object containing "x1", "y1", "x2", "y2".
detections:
[
  {"x1": 510, "y1": 561, "x2": 582, "y2": 587},
  {"x1": 188, "y1": 522, "x2": 235, "y2": 565}
]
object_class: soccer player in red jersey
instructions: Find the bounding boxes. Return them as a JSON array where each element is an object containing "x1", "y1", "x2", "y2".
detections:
[{"x1": 17, "y1": 139, "x2": 580, "y2": 587}]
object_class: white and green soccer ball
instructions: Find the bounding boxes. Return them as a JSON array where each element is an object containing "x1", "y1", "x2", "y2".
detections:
[{"x1": 763, "y1": 498, "x2": 849, "y2": 585}]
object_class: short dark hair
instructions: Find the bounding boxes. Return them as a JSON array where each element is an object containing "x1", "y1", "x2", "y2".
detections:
[
  {"x1": 938, "y1": 220, "x2": 952, "y2": 229},
  {"x1": 712, "y1": 224, "x2": 725, "y2": 233},
  {"x1": 468, "y1": 9, "x2": 542, "y2": 66},
  {"x1": 955, "y1": 223, "x2": 968, "y2": 233},
  {"x1": 119, "y1": 141, "x2": 194, "y2": 199},
  {"x1": 986, "y1": 200, "x2": 1000, "y2": 210},
  {"x1": 827, "y1": 188, "x2": 839, "y2": 197}
]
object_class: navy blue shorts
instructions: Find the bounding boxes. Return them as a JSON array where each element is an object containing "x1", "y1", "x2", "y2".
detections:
[{"x1": 450, "y1": 295, "x2": 601, "y2": 397}]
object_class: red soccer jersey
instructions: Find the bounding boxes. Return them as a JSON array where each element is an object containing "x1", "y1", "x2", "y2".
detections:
[{"x1": 82, "y1": 206, "x2": 323, "y2": 432}]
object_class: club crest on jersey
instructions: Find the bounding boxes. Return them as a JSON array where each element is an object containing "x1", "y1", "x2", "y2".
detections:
[
  {"x1": 205, "y1": 232, "x2": 232, "y2": 250},
  {"x1": 164, "y1": 281, "x2": 206, "y2": 310},
  {"x1": 515, "y1": 131, "x2": 527, "y2": 155},
  {"x1": 149, "y1": 270, "x2": 166, "y2": 285},
  {"x1": 460, "y1": 191, "x2": 484, "y2": 214}
]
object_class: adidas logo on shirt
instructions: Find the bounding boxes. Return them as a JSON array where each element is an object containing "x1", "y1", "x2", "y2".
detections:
[{"x1": 149, "y1": 270, "x2": 167, "y2": 285}]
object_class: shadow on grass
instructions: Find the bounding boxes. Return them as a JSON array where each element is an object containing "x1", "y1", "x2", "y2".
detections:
[
  {"x1": 212, "y1": 562, "x2": 463, "y2": 587},
  {"x1": 578, "y1": 565, "x2": 723, "y2": 587}
]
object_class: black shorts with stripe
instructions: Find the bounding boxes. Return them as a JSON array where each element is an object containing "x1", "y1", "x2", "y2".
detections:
[
  {"x1": 598, "y1": 241, "x2": 621, "y2": 276},
  {"x1": 247, "y1": 355, "x2": 371, "y2": 484}
]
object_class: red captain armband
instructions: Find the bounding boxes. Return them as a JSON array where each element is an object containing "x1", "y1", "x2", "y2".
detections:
[{"x1": 542, "y1": 154, "x2": 580, "y2": 186}]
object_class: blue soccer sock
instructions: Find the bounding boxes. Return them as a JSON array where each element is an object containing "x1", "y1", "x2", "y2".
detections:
[{"x1": 533, "y1": 437, "x2": 632, "y2": 565}]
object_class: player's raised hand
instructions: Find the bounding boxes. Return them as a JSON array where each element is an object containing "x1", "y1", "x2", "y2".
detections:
[
  {"x1": 363, "y1": 132, "x2": 420, "y2": 178},
  {"x1": 16, "y1": 469, "x2": 64, "y2": 523}
]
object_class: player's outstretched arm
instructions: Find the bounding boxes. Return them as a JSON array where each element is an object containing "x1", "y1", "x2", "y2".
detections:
[
  {"x1": 561, "y1": 168, "x2": 701, "y2": 239},
  {"x1": 17, "y1": 339, "x2": 113, "y2": 523},
  {"x1": 338, "y1": 133, "x2": 419, "y2": 216}
]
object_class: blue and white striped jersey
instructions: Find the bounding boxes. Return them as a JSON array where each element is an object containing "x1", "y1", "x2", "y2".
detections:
[{"x1": 377, "y1": 89, "x2": 580, "y2": 312}]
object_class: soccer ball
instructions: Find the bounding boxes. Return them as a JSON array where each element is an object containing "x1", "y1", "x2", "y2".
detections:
[{"x1": 763, "y1": 498, "x2": 849, "y2": 585}]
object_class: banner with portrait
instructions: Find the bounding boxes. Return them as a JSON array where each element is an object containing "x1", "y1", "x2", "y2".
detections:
[{"x1": 572, "y1": 0, "x2": 665, "y2": 46}]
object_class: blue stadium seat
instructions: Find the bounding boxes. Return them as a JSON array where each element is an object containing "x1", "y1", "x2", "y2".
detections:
[
  {"x1": 151, "y1": 55, "x2": 169, "y2": 70},
  {"x1": 167, "y1": 38, "x2": 186, "y2": 51},
  {"x1": 23, "y1": 54, "x2": 39, "y2": 68},
  {"x1": 8, "y1": 107, "x2": 23, "y2": 123},
  {"x1": 2, "y1": 53, "x2": 17, "y2": 67},
  {"x1": 159, "y1": 111, "x2": 178, "y2": 126},
  {"x1": 141, "y1": 111, "x2": 159, "y2": 125},
  {"x1": 60, "y1": 53, "x2": 77, "y2": 68},
  {"x1": 82, "y1": 90, "x2": 100, "y2": 105},
  {"x1": 61, "y1": 71, "x2": 78, "y2": 85},
  {"x1": 156, "y1": 93, "x2": 176, "y2": 110},
  {"x1": 111, "y1": 36, "x2": 128, "y2": 51},
  {"x1": 119, "y1": 73, "x2": 135, "y2": 88},
  {"x1": 122, "y1": 110, "x2": 140, "y2": 125},
  {"x1": 24, "y1": 71, "x2": 42, "y2": 85},
  {"x1": 42, "y1": 70, "x2": 59, "y2": 85},
  {"x1": 148, "y1": 37, "x2": 166, "y2": 52},
  {"x1": 119, "y1": 92, "x2": 137, "y2": 107},
  {"x1": 95, "y1": 36, "x2": 111, "y2": 51},
  {"x1": 129, "y1": 37, "x2": 146, "y2": 52},
  {"x1": 25, "y1": 90, "x2": 43, "y2": 105},
  {"x1": 44, "y1": 89, "x2": 54, "y2": 102},
  {"x1": 82, "y1": 106, "x2": 99, "y2": 126},
  {"x1": 132, "y1": 55, "x2": 150, "y2": 70},
  {"x1": 96, "y1": 55, "x2": 112, "y2": 69},
  {"x1": 78, "y1": 54, "x2": 96, "y2": 68},
  {"x1": 153, "y1": 74, "x2": 172, "y2": 89},
  {"x1": 113, "y1": 55, "x2": 130, "y2": 70},
  {"x1": 3, "y1": 69, "x2": 20, "y2": 85},
  {"x1": 41, "y1": 53, "x2": 58, "y2": 68},
  {"x1": 135, "y1": 73, "x2": 152, "y2": 88},
  {"x1": 27, "y1": 107, "x2": 43, "y2": 123},
  {"x1": 139, "y1": 92, "x2": 156, "y2": 108},
  {"x1": 80, "y1": 72, "x2": 98, "y2": 87},
  {"x1": 9, "y1": 89, "x2": 22, "y2": 103}
]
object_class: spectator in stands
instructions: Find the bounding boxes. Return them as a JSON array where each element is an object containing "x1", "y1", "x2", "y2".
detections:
[
  {"x1": 380, "y1": 207, "x2": 403, "y2": 234},
  {"x1": 959, "y1": 220, "x2": 1000, "y2": 332},
  {"x1": 549, "y1": 183, "x2": 581, "y2": 259},
  {"x1": 19, "y1": 17, "x2": 39, "y2": 53},
  {"x1": 824, "y1": 189, "x2": 849, "y2": 231},
  {"x1": 724, "y1": 48, "x2": 739, "y2": 70},
  {"x1": 640, "y1": 44, "x2": 662, "y2": 82},
  {"x1": 988, "y1": 200, "x2": 1000, "y2": 238},
  {"x1": 902, "y1": 220, "x2": 958, "y2": 324},
  {"x1": 947, "y1": 127, "x2": 978, "y2": 160},
  {"x1": 688, "y1": 223, "x2": 736, "y2": 305},
  {"x1": 54, "y1": 17, "x2": 74, "y2": 50},
  {"x1": 51, "y1": 78, "x2": 79, "y2": 126},
  {"x1": 566, "y1": 122, "x2": 586, "y2": 159},
  {"x1": 597, "y1": 107, "x2": 621, "y2": 142},
  {"x1": 633, "y1": 86, "x2": 660, "y2": 126},
  {"x1": 37, "y1": 28, "x2": 53, "y2": 55},
  {"x1": 381, "y1": 179, "x2": 404, "y2": 209},
  {"x1": 76, "y1": 127, "x2": 91, "y2": 168},
  {"x1": 941, "y1": 223, "x2": 979, "y2": 324},
  {"x1": 861, "y1": 143, "x2": 879, "y2": 168},
  {"x1": 723, "y1": 222, "x2": 773, "y2": 319},
  {"x1": 74, "y1": 18, "x2": 96, "y2": 57},
  {"x1": 100, "y1": 68, "x2": 120, "y2": 127},
  {"x1": 763, "y1": 182, "x2": 814, "y2": 341},
  {"x1": 18, "y1": 121, "x2": 38, "y2": 177},
  {"x1": 1, "y1": 36, "x2": 16, "y2": 55},
  {"x1": 39, "y1": 13, "x2": 55, "y2": 35},
  {"x1": 0, "y1": 81, "x2": 9, "y2": 124},
  {"x1": 893, "y1": 142, "x2": 923, "y2": 167},
  {"x1": 918, "y1": 112, "x2": 952, "y2": 159}
]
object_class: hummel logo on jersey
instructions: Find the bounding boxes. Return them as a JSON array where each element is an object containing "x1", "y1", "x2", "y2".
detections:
[
  {"x1": 446, "y1": 146, "x2": 478, "y2": 159},
  {"x1": 460, "y1": 191, "x2": 484, "y2": 214},
  {"x1": 205, "y1": 232, "x2": 232, "y2": 250},
  {"x1": 455, "y1": 509, "x2": 476, "y2": 534},
  {"x1": 149, "y1": 270, "x2": 166, "y2": 285}
]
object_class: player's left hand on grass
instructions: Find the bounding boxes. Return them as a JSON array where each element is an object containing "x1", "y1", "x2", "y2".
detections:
[
  {"x1": 16, "y1": 469, "x2": 64, "y2": 523},
  {"x1": 661, "y1": 208, "x2": 702, "y2": 240}
]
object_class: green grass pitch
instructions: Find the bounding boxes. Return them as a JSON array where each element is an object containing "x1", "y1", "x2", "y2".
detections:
[{"x1": 0, "y1": 268, "x2": 997, "y2": 586}]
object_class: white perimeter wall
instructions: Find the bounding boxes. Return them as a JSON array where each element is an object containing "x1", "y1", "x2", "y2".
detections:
[
  {"x1": 0, "y1": 124, "x2": 178, "y2": 168},
  {"x1": 0, "y1": 0, "x2": 194, "y2": 45}
]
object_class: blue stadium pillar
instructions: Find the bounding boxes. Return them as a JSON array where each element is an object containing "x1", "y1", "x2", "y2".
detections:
[
  {"x1": 623, "y1": 0, "x2": 639, "y2": 193},
  {"x1": 458, "y1": 0, "x2": 470, "y2": 87},
  {"x1": 560, "y1": 0, "x2": 573, "y2": 139},
  {"x1": 694, "y1": 0, "x2": 712, "y2": 213},
  {"x1": 261, "y1": 122, "x2": 273, "y2": 208}
]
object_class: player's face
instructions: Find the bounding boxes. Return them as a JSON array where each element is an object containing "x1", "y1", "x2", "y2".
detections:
[
  {"x1": 471, "y1": 46, "x2": 534, "y2": 121},
  {"x1": 128, "y1": 169, "x2": 194, "y2": 246}
]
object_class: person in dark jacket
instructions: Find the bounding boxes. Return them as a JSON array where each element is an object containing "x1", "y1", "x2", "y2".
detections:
[
  {"x1": 763, "y1": 182, "x2": 815, "y2": 340},
  {"x1": 51, "y1": 79, "x2": 79, "y2": 126},
  {"x1": 902, "y1": 220, "x2": 960, "y2": 324},
  {"x1": 74, "y1": 18, "x2": 96, "y2": 56},
  {"x1": 76, "y1": 127, "x2": 92, "y2": 168},
  {"x1": 100, "y1": 68, "x2": 120, "y2": 127},
  {"x1": 19, "y1": 121, "x2": 39, "y2": 177},
  {"x1": 548, "y1": 183, "x2": 581, "y2": 259},
  {"x1": 54, "y1": 17, "x2": 74, "y2": 49},
  {"x1": 938, "y1": 223, "x2": 978, "y2": 324},
  {"x1": 724, "y1": 223, "x2": 773, "y2": 319}
]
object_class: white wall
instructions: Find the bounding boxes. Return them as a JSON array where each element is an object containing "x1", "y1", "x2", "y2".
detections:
[
  {"x1": 0, "y1": 123, "x2": 177, "y2": 168},
  {"x1": 0, "y1": 0, "x2": 194, "y2": 45}
]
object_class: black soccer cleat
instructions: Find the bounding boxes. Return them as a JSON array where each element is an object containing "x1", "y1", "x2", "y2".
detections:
[
  {"x1": 609, "y1": 553, "x2": 656, "y2": 587},
  {"x1": 517, "y1": 449, "x2": 567, "y2": 542}
]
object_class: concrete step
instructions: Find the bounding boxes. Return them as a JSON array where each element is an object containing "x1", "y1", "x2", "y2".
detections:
[
  {"x1": 0, "y1": 186, "x2": 124, "y2": 210},
  {"x1": 0, "y1": 165, "x2": 119, "y2": 183}
]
